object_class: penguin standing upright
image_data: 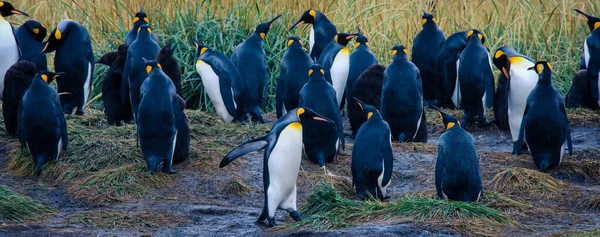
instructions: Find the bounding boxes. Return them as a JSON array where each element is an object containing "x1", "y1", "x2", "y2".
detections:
[
  {"x1": 124, "y1": 6, "x2": 157, "y2": 47},
  {"x1": 96, "y1": 44, "x2": 133, "y2": 126},
  {"x1": 299, "y1": 64, "x2": 345, "y2": 167},
  {"x1": 430, "y1": 106, "x2": 482, "y2": 202},
  {"x1": 412, "y1": 10, "x2": 445, "y2": 105},
  {"x1": 0, "y1": 2, "x2": 29, "y2": 99},
  {"x1": 351, "y1": 98, "x2": 393, "y2": 201},
  {"x1": 381, "y1": 45, "x2": 427, "y2": 143},
  {"x1": 318, "y1": 32, "x2": 357, "y2": 108},
  {"x1": 565, "y1": 69, "x2": 600, "y2": 110},
  {"x1": 19, "y1": 70, "x2": 68, "y2": 176},
  {"x1": 433, "y1": 30, "x2": 470, "y2": 108},
  {"x1": 453, "y1": 29, "x2": 495, "y2": 126},
  {"x1": 513, "y1": 61, "x2": 573, "y2": 172},
  {"x1": 194, "y1": 40, "x2": 240, "y2": 123},
  {"x1": 350, "y1": 64, "x2": 385, "y2": 136},
  {"x1": 3, "y1": 61, "x2": 36, "y2": 136},
  {"x1": 290, "y1": 10, "x2": 337, "y2": 60},
  {"x1": 42, "y1": 19, "x2": 94, "y2": 115},
  {"x1": 220, "y1": 107, "x2": 332, "y2": 227},
  {"x1": 231, "y1": 15, "x2": 281, "y2": 123},
  {"x1": 493, "y1": 46, "x2": 538, "y2": 143},
  {"x1": 347, "y1": 27, "x2": 378, "y2": 132},
  {"x1": 15, "y1": 20, "x2": 47, "y2": 71},
  {"x1": 574, "y1": 9, "x2": 600, "y2": 107},
  {"x1": 157, "y1": 42, "x2": 182, "y2": 96},
  {"x1": 276, "y1": 36, "x2": 312, "y2": 118}
]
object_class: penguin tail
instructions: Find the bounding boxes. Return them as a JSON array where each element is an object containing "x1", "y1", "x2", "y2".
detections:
[
  {"x1": 536, "y1": 154, "x2": 555, "y2": 172},
  {"x1": 146, "y1": 156, "x2": 161, "y2": 173},
  {"x1": 317, "y1": 154, "x2": 326, "y2": 168},
  {"x1": 398, "y1": 133, "x2": 407, "y2": 143},
  {"x1": 34, "y1": 156, "x2": 46, "y2": 176}
]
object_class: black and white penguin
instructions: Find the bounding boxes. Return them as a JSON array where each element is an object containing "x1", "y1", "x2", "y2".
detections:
[
  {"x1": 351, "y1": 98, "x2": 393, "y2": 201},
  {"x1": 492, "y1": 46, "x2": 538, "y2": 142},
  {"x1": 380, "y1": 45, "x2": 427, "y2": 143},
  {"x1": 124, "y1": 6, "x2": 157, "y2": 47},
  {"x1": 96, "y1": 44, "x2": 134, "y2": 126},
  {"x1": 513, "y1": 61, "x2": 573, "y2": 172},
  {"x1": 220, "y1": 107, "x2": 332, "y2": 227},
  {"x1": 299, "y1": 64, "x2": 345, "y2": 167},
  {"x1": 19, "y1": 70, "x2": 68, "y2": 176},
  {"x1": 231, "y1": 15, "x2": 281, "y2": 123},
  {"x1": 15, "y1": 20, "x2": 47, "y2": 71},
  {"x1": 0, "y1": 2, "x2": 29, "y2": 99},
  {"x1": 430, "y1": 105, "x2": 482, "y2": 202},
  {"x1": 42, "y1": 19, "x2": 94, "y2": 115},
  {"x1": 157, "y1": 42, "x2": 182, "y2": 97},
  {"x1": 347, "y1": 27, "x2": 378, "y2": 130},
  {"x1": 276, "y1": 36, "x2": 312, "y2": 118},
  {"x1": 318, "y1": 32, "x2": 357, "y2": 108},
  {"x1": 194, "y1": 40, "x2": 240, "y2": 123},
  {"x1": 453, "y1": 29, "x2": 495, "y2": 126},
  {"x1": 290, "y1": 9, "x2": 337, "y2": 60},
  {"x1": 433, "y1": 30, "x2": 470, "y2": 108},
  {"x1": 574, "y1": 9, "x2": 600, "y2": 107},
  {"x1": 3, "y1": 61, "x2": 36, "y2": 136},
  {"x1": 565, "y1": 69, "x2": 600, "y2": 110},
  {"x1": 349, "y1": 64, "x2": 385, "y2": 137},
  {"x1": 137, "y1": 60, "x2": 188, "y2": 174},
  {"x1": 412, "y1": 10, "x2": 445, "y2": 105}
]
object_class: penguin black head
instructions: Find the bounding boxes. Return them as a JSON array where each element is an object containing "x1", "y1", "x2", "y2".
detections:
[
  {"x1": 574, "y1": 9, "x2": 600, "y2": 32},
  {"x1": 133, "y1": 6, "x2": 149, "y2": 26},
  {"x1": 355, "y1": 26, "x2": 370, "y2": 48},
  {"x1": 334, "y1": 33, "x2": 357, "y2": 46},
  {"x1": 42, "y1": 25, "x2": 72, "y2": 54},
  {"x1": 307, "y1": 64, "x2": 326, "y2": 80},
  {"x1": 142, "y1": 59, "x2": 162, "y2": 75},
  {"x1": 254, "y1": 15, "x2": 281, "y2": 40},
  {"x1": 295, "y1": 107, "x2": 332, "y2": 123},
  {"x1": 493, "y1": 46, "x2": 519, "y2": 79},
  {"x1": 96, "y1": 51, "x2": 118, "y2": 66},
  {"x1": 21, "y1": 20, "x2": 47, "y2": 42},
  {"x1": 528, "y1": 61, "x2": 553, "y2": 83},
  {"x1": 430, "y1": 105, "x2": 460, "y2": 130},
  {"x1": 466, "y1": 29, "x2": 485, "y2": 44},
  {"x1": 286, "y1": 36, "x2": 303, "y2": 47},
  {"x1": 391, "y1": 44, "x2": 408, "y2": 59},
  {"x1": 354, "y1": 97, "x2": 380, "y2": 120},
  {"x1": 290, "y1": 10, "x2": 318, "y2": 30},
  {"x1": 421, "y1": 10, "x2": 437, "y2": 27},
  {"x1": 0, "y1": 2, "x2": 29, "y2": 17},
  {"x1": 192, "y1": 38, "x2": 211, "y2": 57},
  {"x1": 35, "y1": 70, "x2": 64, "y2": 84}
]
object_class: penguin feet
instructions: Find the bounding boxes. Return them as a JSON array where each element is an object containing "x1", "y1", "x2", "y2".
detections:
[
  {"x1": 512, "y1": 142, "x2": 523, "y2": 155},
  {"x1": 289, "y1": 211, "x2": 304, "y2": 222},
  {"x1": 475, "y1": 118, "x2": 494, "y2": 127},
  {"x1": 162, "y1": 166, "x2": 178, "y2": 174},
  {"x1": 267, "y1": 216, "x2": 277, "y2": 227},
  {"x1": 75, "y1": 108, "x2": 84, "y2": 115}
]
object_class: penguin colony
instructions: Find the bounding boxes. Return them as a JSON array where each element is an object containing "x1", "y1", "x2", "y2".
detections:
[{"x1": 0, "y1": 1, "x2": 597, "y2": 227}]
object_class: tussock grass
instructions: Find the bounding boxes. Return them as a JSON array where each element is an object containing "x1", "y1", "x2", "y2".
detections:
[
  {"x1": 489, "y1": 168, "x2": 566, "y2": 195},
  {"x1": 553, "y1": 160, "x2": 600, "y2": 181},
  {"x1": 64, "y1": 209, "x2": 186, "y2": 229},
  {"x1": 0, "y1": 186, "x2": 54, "y2": 222},
  {"x1": 219, "y1": 175, "x2": 253, "y2": 196}
]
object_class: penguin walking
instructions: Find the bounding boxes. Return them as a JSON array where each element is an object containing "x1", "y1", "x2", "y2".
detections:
[
  {"x1": 42, "y1": 19, "x2": 94, "y2": 115},
  {"x1": 124, "y1": 6, "x2": 157, "y2": 47},
  {"x1": 96, "y1": 44, "x2": 133, "y2": 126},
  {"x1": 15, "y1": 20, "x2": 47, "y2": 71},
  {"x1": 347, "y1": 27, "x2": 378, "y2": 134},
  {"x1": 19, "y1": 70, "x2": 68, "y2": 176},
  {"x1": 381, "y1": 45, "x2": 427, "y2": 143},
  {"x1": 433, "y1": 30, "x2": 470, "y2": 108},
  {"x1": 220, "y1": 107, "x2": 332, "y2": 227},
  {"x1": 290, "y1": 10, "x2": 337, "y2": 60},
  {"x1": 0, "y1": 2, "x2": 29, "y2": 99},
  {"x1": 513, "y1": 61, "x2": 573, "y2": 171},
  {"x1": 574, "y1": 9, "x2": 600, "y2": 107},
  {"x1": 565, "y1": 69, "x2": 600, "y2": 110},
  {"x1": 231, "y1": 15, "x2": 281, "y2": 123},
  {"x1": 137, "y1": 60, "x2": 189, "y2": 174},
  {"x1": 299, "y1": 64, "x2": 345, "y2": 167},
  {"x1": 3, "y1": 61, "x2": 36, "y2": 136},
  {"x1": 430, "y1": 106, "x2": 482, "y2": 202},
  {"x1": 350, "y1": 64, "x2": 385, "y2": 137},
  {"x1": 276, "y1": 36, "x2": 312, "y2": 118},
  {"x1": 492, "y1": 46, "x2": 538, "y2": 143},
  {"x1": 194, "y1": 40, "x2": 240, "y2": 123},
  {"x1": 318, "y1": 32, "x2": 357, "y2": 108},
  {"x1": 412, "y1": 10, "x2": 445, "y2": 105},
  {"x1": 453, "y1": 29, "x2": 495, "y2": 126},
  {"x1": 351, "y1": 98, "x2": 393, "y2": 201}
]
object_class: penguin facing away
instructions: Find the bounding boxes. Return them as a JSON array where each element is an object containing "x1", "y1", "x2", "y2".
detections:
[
  {"x1": 0, "y1": 2, "x2": 29, "y2": 100},
  {"x1": 430, "y1": 105, "x2": 482, "y2": 202},
  {"x1": 433, "y1": 30, "x2": 470, "y2": 108},
  {"x1": 380, "y1": 45, "x2": 428, "y2": 143},
  {"x1": 290, "y1": 10, "x2": 337, "y2": 60},
  {"x1": 318, "y1": 32, "x2": 358, "y2": 108},
  {"x1": 231, "y1": 15, "x2": 281, "y2": 123},
  {"x1": 124, "y1": 6, "x2": 158, "y2": 47},
  {"x1": 15, "y1": 20, "x2": 48, "y2": 71},
  {"x1": 351, "y1": 98, "x2": 393, "y2": 201},
  {"x1": 347, "y1": 27, "x2": 378, "y2": 124},
  {"x1": 574, "y1": 9, "x2": 600, "y2": 107},
  {"x1": 349, "y1": 64, "x2": 385, "y2": 137},
  {"x1": 42, "y1": 19, "x2": 95, "y2": 115},
  {"x1": 513, "y1": 61, "x2": 573, "y2": 172},
  {"x1": 565, "y1": 69, "x2": 600, "y2": 110},
  {"x1": 412, "y1": 10, "x2": 445, "y2": 105},
  {"x1": 220, "y1": 107, "x2": 333, "y2": 227},
  {"x1": 276, "y1": 36, "x2": 312, "y2": 118},
  {"x1": 3, "y1": 61, "x2": 36, "y2": 136},
  {"x1": 19, "y1": 70, "x2": 68, "y2": 176},
  {"x1": 194, "y1": 40, "x2": 239, "y2": 123},
  {"x1": 96, "y1": 44, "x2": 134, "y2": 126}
]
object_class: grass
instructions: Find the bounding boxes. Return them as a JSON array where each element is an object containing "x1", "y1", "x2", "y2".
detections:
[
  {"x1": 0, "y1": 186, "x2": 54, "y2": 222},
  {"x1": 64, "y1": 209, "x2": 186, "y2": 229}
]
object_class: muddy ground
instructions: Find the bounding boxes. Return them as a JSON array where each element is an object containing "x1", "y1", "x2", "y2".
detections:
[{"x1": 1, "y1": 110, "x2": 599, "y2": 237}]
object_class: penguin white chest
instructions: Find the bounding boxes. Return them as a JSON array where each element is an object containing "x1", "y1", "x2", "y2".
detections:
[
  {"x1": 196, "y1": 61, "x2": 234, "y2": 123},
  {"x1": 309, "y1": 26, "x2": 315, "y2": 53},
  {"x1": 452, "y1": 58, "x2": 461, "y2": 108},
  {"x1": 82, "y1": 63, "x2": 92, "y2": 109},
  {"x1": 330, "y1": 48, "x2": 350, "y2": 106},
  {"x1": 267, "y1": 123, "x2": 303, "y2": 198},
  {"x1": 584, "y1": 38, "x2": 590, "y2": 68},
  {"x1": 507, "y1": 62, "x2": 537, "y2": 142},
  {"x1": 0, "y1": 19, "x2": 20, "y2": 99}
]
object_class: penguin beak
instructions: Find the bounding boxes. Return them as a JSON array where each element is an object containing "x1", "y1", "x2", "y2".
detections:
[
  {"x1": 527, "y1": 66, "x2": 535, "y2": 71},
  {"x1": 53, "y1": 72, "x2": 65, "y2": 78},
  {"x1": 268, "y1": 14, "x2": 282, "y2": 26},
  {"x1": 290, "y1": 21, "x2": 304, "y2": 31},
  {"x1": 11, "y1": 10, "x2": 29, "y2": 17},
  {"x1": 345, "y1": 34, "x2": 357, "y2": 40}
]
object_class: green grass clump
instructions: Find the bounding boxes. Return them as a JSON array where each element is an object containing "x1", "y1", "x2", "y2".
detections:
[{"x1": 0, "y1": 187, "x2": 54, "y2": 222}]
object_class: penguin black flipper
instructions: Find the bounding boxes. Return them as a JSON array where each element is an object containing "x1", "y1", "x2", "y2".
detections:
[
  {"x1": 56, "y1": 97, "x2": 68, "y2": 151},
  {"x1": 275, "y1": 76, "x2": 286, "y2": 118},
  {"x1": 380, "y1": 133, "x2": 393, "y2": 188},
  {"x1": 483, "y1": 55, "x2": 496, "y2": 109},
  {"x1": 208, "y1": 60, "x2": 238, "y2": 118},
  {"x1": 559, "y1": 95, "x2": 573, "y2": 156},
  {"x1": 512, "y1": 104, "x2": 528, "y2": 155},
  {"x1": 494, "y1": 73, "x2": 510, "y2": 130},
  {"x1": 219, "y1": 136, "x2": 269, "y2": 168}
]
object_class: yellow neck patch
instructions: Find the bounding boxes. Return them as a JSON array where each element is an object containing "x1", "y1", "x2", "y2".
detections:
[
  {"x1": 200, "y1": 47, "x2": 208, "y2": 55},
  {"x1": 320, "y1": 69, "x2": 324, "y2": 74},
  {"x1": 288, "y1": 122, "x2": 302, "y2": 130},
  {"x1": 392, "y1": 50, "x2": 397, "y2": 57},
  {"x1": 340, "y1": 47, "x2": 349, "y2": 54},
  {"x1": 547, "y1": 62, "x2": 553, "y2": 71},
  {"x1": 594, "y1": 22, "x2": 600, "y2": 31},
  {"x1": 432, "y1": 17, "x2": 437, "y2": 23},
  {"x1": 144, "y1": 17, "x2": 149, "y2": 23},
  {"x1": 287, "y1": 39, "x2": 294, "y2": 46},
  {"x1": 467, "y1": 30, "x2": 474, "y2": 38},
  {"x1": 309, "y1": 10, "x2": 316, "y2": 18},
  {"x1": 477, "y1": 33, "x2": 483, "y2": 41},
  {"x1": 308, "y1": 69, "x2": 313, "y2": 76},
  {"x1": 355, "y1": 42, "x2": 360, "y2": 48},
  {"x1": 146, "y1": 66, "x2": 152, "y2": 74},
  {"x1": 507, "y1": 56, "x2": 528, "y2": 65},
  {"x1": 32, "y1": 28, "x2": 39, "y2": 34},
  {"x1": 334, "y1": 35, "x2": 338, "y2": 43},
  {"x1": 0, "y1": 2, "x2": 4, "y2": 7},
  {"x1": 260, "y1": 33, "x2": 266, "y2": 40},
  {"x1": 494, "y1": 50, "x2": 505, "y2": 59},
  {"x1": 41, "y1": 74, "x2": 49, "y2": 83},
  {"x1": 55, "y1": 30, "x2": 62, "y2": 40},
  {"x1": 446, "y1": 122, "x2": 456, "y2": 130},
  {"x1": 296, "y1": 108, "x2": 305, "y2": 119},
  {"x1": 366, "y1": 42, "x2": 370, "y2": 47},
  {"x1": 367, "y1": 112, "x2": 373, "y2": 120},
  {"x1": 403, "y1": 49, "x2": 408, "y2": 54},
  {"x1": 133, "y1": 17, "x2": 139, "y2": 23},
  {"x1": 535, "y1": 64, "x2": 544, "y2": 74},
  {"x1": 421, "y1": 19, "x2": 427, "y2": 25}
]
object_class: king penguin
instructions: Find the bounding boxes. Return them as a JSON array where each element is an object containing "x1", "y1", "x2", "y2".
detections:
[
  {"x1": 430, "y1": 105, "x2": 482, "y2": 202},
  {"x1": 0, "y1": 2, "x2": 29, "y2": 100},
  {"x1": 351, "y1": 98, "x2": 393, "y2": 201},
  {"x1": 157, "y1": 42, "x2": 182, "y2": 96},
  {"x1": 318, "y1": 32, "x2": 357, "y2": 108},
  {"x1": 412, "y1": 10, "x2": 445, "y2": 105},
  {"x1": 565, "y1": 69, "x2": 600, "y2": 110},
  {"x1": 194, "y1": 40, "x2": 240, "y2": 123},
  {"x1": 433, "y1": 30, "x2": 470, "y2": 108},
  {"x1": 220, "y1": 107, "x2": 333, "y2": 227},
  {"x1": 96, "y1": 44, "x2": 133, "y2": 126},
  {"x1": 19, "y1": 70, "x2": 68, "y2": 176},
  {"x1": 574, "y1": 9, "x2": 600, "y2": 107},
  {"x1": 231, "y1": 15, "x2": 281, "y2": 123},
  {"x1": 276, "y1": 36, "x2": 312, "y2": 119},
  {"x1": 42, "y1": 19, "x2": 94, "y2": 115},
  {"x1": 381, "y1": 44, "x2": 428, "y2": 143},
  {"x1": 3, "y1": 61, "x2": 35, "y2": 136},
  {"x1": 15, "y1": 20, "x2": 47, "y2": 71},
  {"x1": 350, "y1": 64, "x2": 385, "y2": 137},
  {"x1": 513, "y1": 61, "x2": 573, "y2": 172},
  {"x1": 347, "y1": 27, "x2": 378, "y2": 133},
  {"x1": 290, "y1": 10, "x2": 337, "y2": 60},
  {"x1": 124, "y1": 6, "x2": 157, "y2": 47}
]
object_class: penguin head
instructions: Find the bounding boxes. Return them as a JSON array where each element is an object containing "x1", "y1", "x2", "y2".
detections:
[
  {"x1": 493, "y1": 46, "x2": 516, "y2": 79},
  {"x1": 21, "y1": 20, "x2": 47, "y2": 42},
  {"x1": 466, "y1": 29, "x2": 485, "y2": 44},
  {"x1": 142, "y1": 59, "x2": 163, "y2": 75},
  {"x1": 192, "y1": 38, "x2": 210, "y2": 58},
  {"x1": 96, "y1": 51, "x2": 119, "y2": 66},
  {"x1": 391, "y1": 44, "x2": 408, "y2": 60},
  {"x1": 334, "y1": 33, "x2": 357, "y2": 46},
  {"x1": 290, "y1": 10, "x2": 318, "y2": 30},
  {"x1": 294, "y1": 107, "x2": 333, "y2": 124},
  {"x1": 354, "y1": 97, "x2": 381, "y2": 121},
  {"x1": 0, "y1": 2, "x2": 29, "y2": 18},
  {"x1": 421, "y1": 10, "x2": 437, "y2": 27},
  {"x1": 255, "y1": 15, "x2": 281, "y2": 40},
  {"x1": 307, "y1": 64, "x2": 326, "y2": 80},
  {"x1": 137, "y1": 24, "x2": 153, "y2": 38},
  {"x1": 286, "y1": 36, "x2": 303, "y2": 48},
  {"x1": 528, "y1": 61, "x2": 553, "y2": 83},
  {"x1": 42, "y1": 25, "x2": 71, "y2": 54},
  {"x1": 36, "y1": 70, "x2": 64, "y2": 84},
  {"x1": 574, "y1": 9, "x2": 600, "y2": 32},
  {"x1": 430, "y1": 105, "x2": 460, "y2": 131},
  {"x1": 354, "y1": 27, "x2": 370, "y2": 48},
  {"x1": 133, "y1": 6, "x2": 149, "y2": 26}
]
